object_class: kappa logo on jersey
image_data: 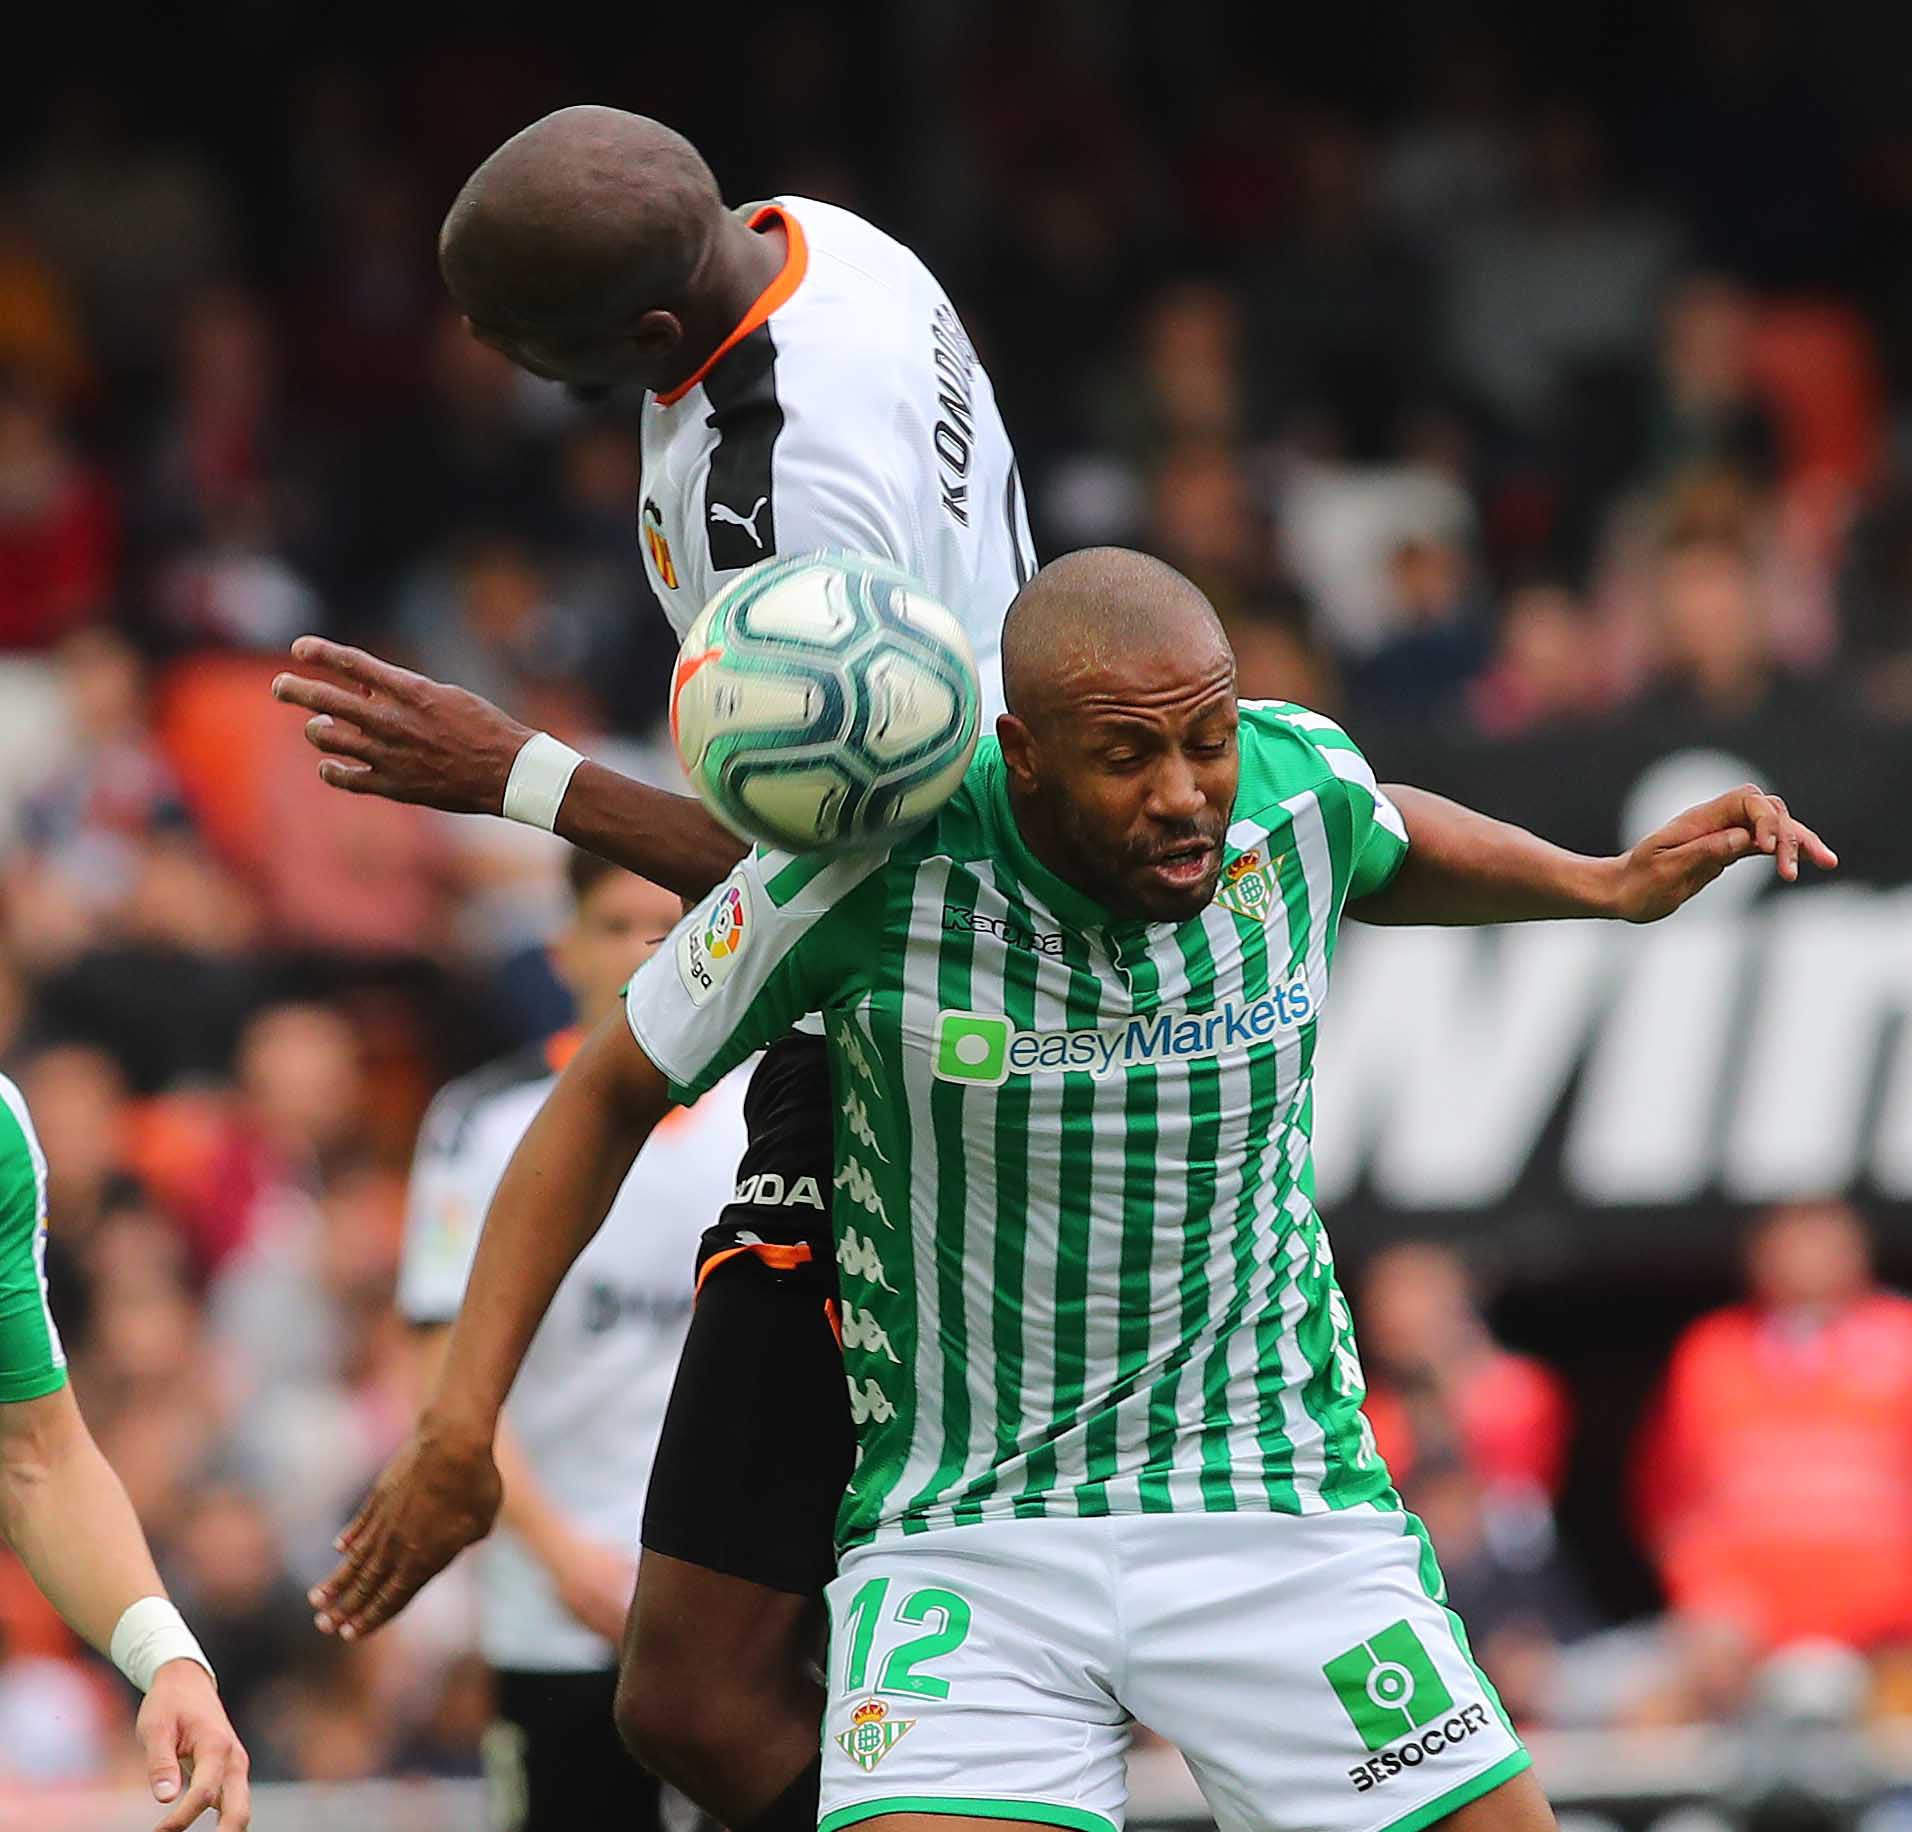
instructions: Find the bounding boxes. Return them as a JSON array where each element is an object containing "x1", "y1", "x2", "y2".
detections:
[
  {"x1": 1324, "y1": 1621, "x2": 1456, "y2": 1753},
  {"x1": 709, "y1": 495, "x2": 770, "y2": 550},
  {"x1": 943, "y1": 907, "x2": 1064, "y2": 955},
  {"x1": 842, "y1": 1088, "x2": 889, "y2": 1161},
  {"x1": 641, "y1": 497, "x2": 678, "y2": 590},
  {"x1": 837, "y1": 1698, "x2": 914, "y2": 1773},
  {"x1": 835, "y1": 1156, "x2": 893, "y2": 1228},
  {"x1": 837, "y1": 1227, "x2": 897, "y2": 1291},
  {"x1": 932, "y1": 980, "x2": 1315, "y2": 1086},
  {"x1": 836, "y1": 1022, "x2": 880, "y2": 1089},
  {"x1": 847, "y1": 1375, "x2": 897, "y2": 1425},
  {"x1": 678, "y1": 877, "x2": 750, "y2": 1005},
  {"x1": 1217, "y1": 848, "x2": 1283, "y2": 922},
  {"x1": 840, "y1": 1301, "x2": 901, "y2": 1363}
]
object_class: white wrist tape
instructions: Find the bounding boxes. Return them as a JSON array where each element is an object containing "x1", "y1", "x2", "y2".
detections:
[
  {"x1": 502, "y1": 732, "x2": 585, "y2": 832},
  {"x1": 110, "y1": 1597, "x2": 214, "y2": 1693}
]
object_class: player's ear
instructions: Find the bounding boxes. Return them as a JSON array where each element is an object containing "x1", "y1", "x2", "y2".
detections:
[
  {"x1": 997, "y1": 714, "x2": 1040, "y2": 792},
  {"x1": 630, "y1": 309, "x2": 683, "y2": 361}
]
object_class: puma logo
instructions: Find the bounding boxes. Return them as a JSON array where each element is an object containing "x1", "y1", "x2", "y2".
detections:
[{"x1": 709, "y1": 495, "x2": 769, "y2": 549}]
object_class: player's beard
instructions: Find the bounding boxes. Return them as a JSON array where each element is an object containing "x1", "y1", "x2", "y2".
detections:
[{"x1": 1058, "y1": 803, "x2": 1227, "y2": 923}]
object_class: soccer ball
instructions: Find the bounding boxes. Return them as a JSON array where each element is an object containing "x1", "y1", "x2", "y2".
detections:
[{"x1": 669, "y1": 552, "x2": 982, "y2": 854}]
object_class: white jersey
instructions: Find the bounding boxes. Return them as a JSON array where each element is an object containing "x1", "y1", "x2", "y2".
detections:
[
  {"x1": 397, "y1": 1035, "x2": 747, "y2": 1672},
  {"x1": 638, "y1": 196, "x2": 1034, "y2": 721}
]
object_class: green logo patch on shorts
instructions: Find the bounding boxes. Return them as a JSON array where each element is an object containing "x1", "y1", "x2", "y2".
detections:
[{"x1": 1323, "y1": 1620, "x2": 1455, "y2": 1751}]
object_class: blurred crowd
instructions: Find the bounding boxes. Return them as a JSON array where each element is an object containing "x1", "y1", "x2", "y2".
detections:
[{"x1": 4, "y1": 0, "x2": 1912, "y2": 1793}]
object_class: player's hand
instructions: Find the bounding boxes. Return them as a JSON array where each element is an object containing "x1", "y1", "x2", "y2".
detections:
[
  {"x1": 1610, "y1": 784, "x2": 1837, "y2": 923},
  {"x1": 137, "y1": 1659, "x2": 250, "y2": 1831},
  {"x1": 270, "y1": 636, "x2": 535, "y2": 815},
  {"x1": 547, "y1": 1535, "x2": 640, "y2": 1643},
  {"x1": 309, "y1": 1423, "x2": 502, "y2": 1641}
]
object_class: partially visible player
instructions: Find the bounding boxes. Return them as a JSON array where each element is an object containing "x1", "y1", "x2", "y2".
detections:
[
  {"x1": 313, "y1": 547, "x2": 1835, "y2": 1832},
  {"x1": 280, "y1": 104, "x2": 1035, "y2": 1832},
  {"x1": 0, "y1": 1074, "x2": 249, "y2": 1830},
  {"x1": 397, "y1": 849, "x2": 743, "y2": 1832}
]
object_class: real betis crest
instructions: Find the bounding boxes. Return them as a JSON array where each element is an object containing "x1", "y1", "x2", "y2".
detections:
[
  {"x1": 836, "y1": 1698, "x2": 915, "y2": 1772},
  {"x1": 1217, "y1": 847, "x2": 1281, "y2": 921}
]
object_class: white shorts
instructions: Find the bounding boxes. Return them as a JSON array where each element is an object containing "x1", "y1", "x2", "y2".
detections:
[{"x1": 819, "y1": 1506, "x2": 1529, "y2": 1832}]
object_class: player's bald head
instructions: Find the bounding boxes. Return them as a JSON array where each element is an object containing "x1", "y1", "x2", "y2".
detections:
[
  {"x1": 996, "y1": 549, "x2": 1240, "y2": 923},
  {"x1": 440, "y1": 106, "x2": 725, "y2": 334},
  {"x1": 1001, "y1": 547, "x2": 1233, "y2": 732}
]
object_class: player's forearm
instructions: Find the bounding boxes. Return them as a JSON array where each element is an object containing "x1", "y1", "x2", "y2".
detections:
[
  {"x1": 0, "y1": 1386, "x2": 170, "y2": 1654},
  {"x1": 1349, "y1": 785, "x2": 1623, "y2": 926},
  {"x1": 556, "y1": 764, "x2": 747, "y2": 901},
  {"x1": 420, "y1": 1017, "x2": 670, "y2": 1451}
]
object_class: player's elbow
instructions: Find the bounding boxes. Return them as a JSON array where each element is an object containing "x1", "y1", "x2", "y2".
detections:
[{"x1": 614, "y1": 1657, "x2": 733, "y2": 1785}]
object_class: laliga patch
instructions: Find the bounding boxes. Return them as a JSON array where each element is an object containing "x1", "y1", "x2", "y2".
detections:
[
  {"x1": 1217, "y1": 847, "x2": 1282, "y2": 922},
  {"x1": 678, "y1": 879, "x2": 749, "y2": 1005}
]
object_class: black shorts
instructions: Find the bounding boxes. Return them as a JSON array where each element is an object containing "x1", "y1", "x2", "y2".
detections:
[
  {"x1": 640, "y1": 1034, "x2": 854, "y2": 1596},
  {"x1": 486, "y1": 1667, "x2": 660, "y2": 1832}
]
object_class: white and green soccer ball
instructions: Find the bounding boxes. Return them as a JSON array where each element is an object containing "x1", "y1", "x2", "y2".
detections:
[{"x1": 670, "y1": 552, "x2": 982, "y2": 854}]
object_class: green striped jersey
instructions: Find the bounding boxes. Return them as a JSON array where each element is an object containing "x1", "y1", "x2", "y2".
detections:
[
  {"x1": 627, "y1": 702, "x2": 1408, "y2": 1549},
  {"x1": 0, "y1": 1075, "x2": 67, "y2": 1403}
]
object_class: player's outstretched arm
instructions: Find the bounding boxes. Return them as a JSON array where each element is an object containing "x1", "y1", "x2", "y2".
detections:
[
  {"x1": 310, "y1": 1012, "x2": 672, "y2": 1642},
  {"x1": 270, "y1": 637, "x2": 748, "y2": 900},
  {"x1": 1350, "y1": 782, "x2": 1837, "y2": 927},
  {"x1": 0, "y1": 1386, "x2": 250, "y2": 1830}
]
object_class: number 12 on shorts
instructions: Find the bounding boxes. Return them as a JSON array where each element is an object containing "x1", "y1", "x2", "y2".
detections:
[{"x1": 839, "y1": 1578, "x2": 973, "y2": 1700}]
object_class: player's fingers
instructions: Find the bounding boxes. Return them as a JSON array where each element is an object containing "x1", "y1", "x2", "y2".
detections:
[
  {"x1": 141, "y1": 1714, "x2": 182, "y2": 1807},
  {"x1": 1796, "y1": 821, "x2": 1839, "y2": 870},
  {"x1": 153, "y1": 1755, "x2": 221, "y2": 1832},
  {"x1": 316, "y1": 757, "x2": 385, "y2": 794},
  {"x1": 304, "y1": 715, "x2": 382, "y2": 763},
  {"x1": 271, "y1": 672, "x2": 365, "y2": 718},
  {"x1": 288, "y1": 636, "x2": 429, "y2": 703},
  {"x1": 213, "y1": 1755, "x2": 252, "y2": 1831},
  {"x1": 347, "y1": 1563, "x2": 421, "y2": 1639}
]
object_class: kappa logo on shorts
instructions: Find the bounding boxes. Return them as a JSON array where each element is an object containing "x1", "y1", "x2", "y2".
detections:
[
  {"x1": 837, "y1": 1698, "x2": 914, "y2": 1772},
  {"x1": 678, "y1": 878, "x2": 750, "y2": 1006},
  {"x1": 1324, "y1": 1620, "x2": 1454, "y2": 1751}
]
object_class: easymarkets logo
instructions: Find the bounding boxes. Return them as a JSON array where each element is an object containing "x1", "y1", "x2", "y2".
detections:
[{"x1": 932, "y1": 979, "x2": 1313, "y2": 1086}]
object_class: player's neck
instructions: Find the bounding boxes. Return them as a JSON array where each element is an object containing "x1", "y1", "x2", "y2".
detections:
[{"x1": 662, "y1": 214, "x2": 789, "y2": 393}]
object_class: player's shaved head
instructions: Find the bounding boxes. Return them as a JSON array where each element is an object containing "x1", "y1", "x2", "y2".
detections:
[
  {"x1": 1001, "y1": 547, "x2": 1232, "y2": 731},
  {"x1": 998, "y1": 548, "x2": 1240, "y2": 923},
  {"x1": 441, "y1": 106, "x2": 724, "y2": 334}
]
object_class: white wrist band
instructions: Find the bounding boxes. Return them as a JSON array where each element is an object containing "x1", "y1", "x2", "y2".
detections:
[
  {"x1": 502, "y1": 732, "x2": 585, "y2": 832},
  {"x1": 110, "y1": 1597, "x2": 214, "y2": 1693}
]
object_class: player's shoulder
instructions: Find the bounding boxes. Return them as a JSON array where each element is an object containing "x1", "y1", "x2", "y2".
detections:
[
  {"x1": 1233, "y1": 700, "x2": 1385, "y2": 814},
  {"x1": 416, "y1": 1039, "x2": 560, "y2": 1162},
  {"x1": 777, "y1": 196, "x2": 933, "y2": 301},
  {"x1": 0, "y1": 1075, "x2": 45, "y2": 1236}
]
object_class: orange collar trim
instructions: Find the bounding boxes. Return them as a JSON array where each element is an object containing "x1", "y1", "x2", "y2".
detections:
[{"x1": 654, "y1": 204, "x2": 808, "y2": 408}]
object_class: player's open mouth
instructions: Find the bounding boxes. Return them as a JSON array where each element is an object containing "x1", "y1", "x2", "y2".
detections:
[{"x1": 1145, "y1": 842, "x2": 1217, "y2": 889}]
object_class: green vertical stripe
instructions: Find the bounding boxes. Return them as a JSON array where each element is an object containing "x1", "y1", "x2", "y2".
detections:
[
  {"x1": 1074, "y1": 939, "x2": 1160, "y2": 1515},
  {"x1": 949, "y1": 863, "x2": 1043, "y2": 1522},
  {"x1": 1137, "y1": 920, "x2": 1222, "y2": 1513},
  {"x1": 1016, "y1": 939, "x2": 1104, "y2": 1513},
  {"x1": 905, "y1": 864, "x2": 981, "y2": 1523},
  {"x1": 833, "y1": 863, "x2": 929, "y2": 1547}
]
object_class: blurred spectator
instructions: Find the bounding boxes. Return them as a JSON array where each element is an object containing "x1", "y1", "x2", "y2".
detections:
[
  {"x1": 1468, "y1": 579, "x2": 1612, "y2": 735},
  {"x1": 164, "y1": 1483, "x2": 325, "y2": 1748},
  {"x1": 1441, "y1": 103, "x2": 1683, "y2": 434},
  {"x1": 1245, "y1": 109, "x2": 1436, "y2": 454},
  {"x1": 1638, "y1": 531, "x2": 1788, "y2": 722},
  {"x1": 16, "y1": 84, "x2": 234, "y2": 389},
  {"x1": 0, "y1": 217, "x2": 92, "y2": 407},
  {"x1": 0, "y1": 371, "x2": 115, "y2": 650},
  {"x1": 1343, "y1": 529, "x2": 1493, "y2": 722},
  {"x1": 1358, "y1": 1242, "x2": 1572, "y2": 1505},
  {"x1": 1634, "y1": 1200, "x2": 1912, "y2": 1652}
]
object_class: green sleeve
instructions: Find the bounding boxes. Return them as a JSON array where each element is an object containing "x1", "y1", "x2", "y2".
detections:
[
  {"x1": 0, "y1": 1081, "x2": 68, "y2": 1402},
  {"x1": 626, "y1": 845, "x2": 893, "y2": 1104}
]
